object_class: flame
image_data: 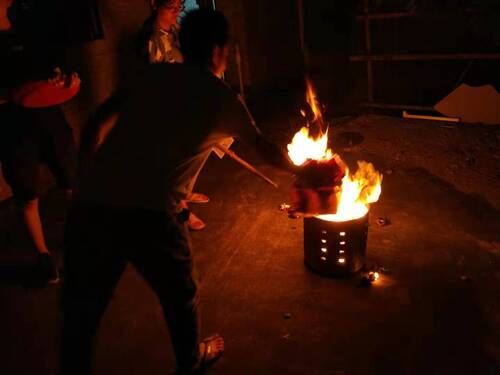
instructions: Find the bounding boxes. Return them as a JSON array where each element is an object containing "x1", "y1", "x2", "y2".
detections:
[
  {"x1": 317, "y1": 162, "x2": 382, "y2": 222},
  {"x1": 287, "y1": 80, "x2": 383, "y2": 222},
  {"x1": 287, "y1": 79, "x2": 330, "y2": 166},
  {"x1": 306, "y1": 79, "x2": 323, "y2": 124},
  {"x1": 287, "y1": 127, "x2": 332, "y2": 166}
]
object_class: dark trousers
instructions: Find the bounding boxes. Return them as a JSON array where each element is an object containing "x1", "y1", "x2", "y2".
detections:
[{"x1": 61, "y1": 203, "x2": 200, "y2": 374}]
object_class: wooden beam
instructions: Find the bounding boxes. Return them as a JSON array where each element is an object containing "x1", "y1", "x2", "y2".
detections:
[
  {"x1": 297, "y1": 0, "x2": 309, "y2": 68},
  {"x1": 356, "y1": 11, "x2": 415, "y2": 20},
  {"x1": 362, "y1": 102, "x2": 434, "y2": 111},
  {"x1": 350, "y1": 53, "x2": 500, "y2": 62},
  {"x1": 363, "y1": 0, "x2": 373, "y2": 102}
]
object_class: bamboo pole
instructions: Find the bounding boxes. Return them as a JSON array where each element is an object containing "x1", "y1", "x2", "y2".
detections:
[
  {"x1": 351, "y1": 52, "x2": 500, "y2": 62},
  {"x1": 363, "y1": 0, "x2": 374, "y2": 102},
  {"x1": 297, "y1": 0, "x2": 309, "y2": 68},
  {"x1": 214, "y1": 144, "x2": 279, "y2": 189}
]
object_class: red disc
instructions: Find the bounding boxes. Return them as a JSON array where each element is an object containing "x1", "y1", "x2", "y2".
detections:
[{"x1": 13, "y1": 80, "x2": 80, "y2": 108}]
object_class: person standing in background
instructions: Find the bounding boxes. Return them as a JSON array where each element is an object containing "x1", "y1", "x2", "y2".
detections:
[
  {"x1": 140, "y1": 0, "x2": 184, "y2": 64},
  {"x1": 139, "y1": 0, "x2": 209, "y2": 231},
  {"x1": 0, "y1": 0, "x2": 79, "y2": 284}
]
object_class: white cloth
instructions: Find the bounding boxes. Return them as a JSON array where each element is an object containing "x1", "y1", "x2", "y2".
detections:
[{"x1": 147, "y1": 25, "x2": 183, "y2": 64}]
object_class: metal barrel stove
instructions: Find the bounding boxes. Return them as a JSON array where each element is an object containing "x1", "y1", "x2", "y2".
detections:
[{"x1": 303, "y1": 214, "x2": 369, "y2": 276}]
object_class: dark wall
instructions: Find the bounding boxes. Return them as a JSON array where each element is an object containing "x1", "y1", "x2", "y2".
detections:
[
  {"x1": 302, "y1": 0, "x2": 500, "y2": 110},
  {"x1": 358, "y1": 0, "x2": 500, "y2": 105},
  {"x1": 62, "y1": 0, "x2": 150, "y2": 137},
  {"x1": 303, "y1": 1, "x2": 359, "y2": 114},
  {"x1": 217, "y1": 0, "x2": 304, "y2": 91}
]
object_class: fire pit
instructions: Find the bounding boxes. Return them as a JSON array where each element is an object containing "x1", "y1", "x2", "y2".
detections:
[
  {"x1": 304, "y1": 214, "x2": 368, "y2": 277},
  {"x1": 286, "y1": 80, "x2": 382, "y2": 277}
]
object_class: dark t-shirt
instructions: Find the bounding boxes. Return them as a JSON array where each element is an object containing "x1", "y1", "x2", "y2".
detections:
[
  {"x1": 0, "y1": 29, "x2": 57, "y2": 96},
  {"x1": 78, "y1": 64, "x2": 261, "y2": 212},
  {"x1": 0, "y1": 29, "x2": 68, "y2": 159}
]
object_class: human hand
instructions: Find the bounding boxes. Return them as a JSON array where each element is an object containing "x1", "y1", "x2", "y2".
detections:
[
  {"x1": 48, "y1": 71, "x2": 80, "y2": 89},
  {"x1": 67, "y1": 72, "x2": 81, "y2": 89}
]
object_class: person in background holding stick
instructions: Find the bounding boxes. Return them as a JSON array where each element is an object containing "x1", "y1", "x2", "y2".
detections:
[{"x1": 62, "y1": 9, "x2": 293, "y2": 375}]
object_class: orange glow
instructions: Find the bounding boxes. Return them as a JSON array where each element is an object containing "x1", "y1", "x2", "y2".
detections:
[{"x1": 288, "y1": 80, "x2": 383, "y2": 222}]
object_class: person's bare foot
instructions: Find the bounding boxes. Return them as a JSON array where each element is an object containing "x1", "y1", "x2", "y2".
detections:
[
  {"x1": 188, "y1": 212, "x2": 206, "y2": 231},
  {"x1": 199, "y1": 334, "x2": 224, "y2": 368},
  {"x1": 186, "y1": 193, "x2": 209, "y2": 204}
]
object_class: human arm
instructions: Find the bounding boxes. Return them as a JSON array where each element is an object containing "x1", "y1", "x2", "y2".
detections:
[{"x1": 78, "y1": 92, "x2": 125, "y2": 171}]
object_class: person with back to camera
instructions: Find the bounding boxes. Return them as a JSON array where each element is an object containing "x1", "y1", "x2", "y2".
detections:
[{"x1": 62, "y1": 8, "x2": 296, "y2": 375}]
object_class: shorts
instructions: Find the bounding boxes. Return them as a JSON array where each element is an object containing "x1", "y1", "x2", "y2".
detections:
[{"x1": 0, "y1": 103, "x2": 77, "y2": 202}]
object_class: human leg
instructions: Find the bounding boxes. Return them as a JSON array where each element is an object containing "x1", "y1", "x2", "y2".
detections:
[
  {"x1": 1, "y1": 138, "x2": 48, "y2": 249},
  {"x1": 61, "y1": 204, "x2": 127, "y2": 375},
  {"x1": 184, "y1": 153, "x2": 211, "y2": 231},
  {"x1": 128, "y1": 210, "x2": 202, "y2": 372},
  {"x1": 35, "y1": 107, "x2": 77, "y2": 193},
  {"x1": 22, "y1": 197, "x2": 60, "y2": 283},
  {"x1": 21, "y1": 198, "x2": 49, "y2": 254}
]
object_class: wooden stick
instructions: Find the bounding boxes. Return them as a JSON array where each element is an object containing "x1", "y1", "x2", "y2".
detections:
[
  {"x1": 214, "y1": 144, "x2": 279, "y2": 188},
  {"x1": 235, "y1": 43, "x2": 246, "y2": 103},
  {"x1": 403, "y1": 111, "x2": 460, "y2": 123}
]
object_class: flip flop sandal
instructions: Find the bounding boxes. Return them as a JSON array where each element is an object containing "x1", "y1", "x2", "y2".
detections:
[
  {"x1": 186, "y1": 193, "x2": 210, "y2": 204},
  {"x1": 199, "y1": 335, "x2": 224, "y2": 371},
  {"x1": 188, "y1": 212, "x2": 206, "y2": 231}
]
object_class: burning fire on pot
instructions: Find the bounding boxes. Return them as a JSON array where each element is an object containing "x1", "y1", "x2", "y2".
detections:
[{"x1": 286, "y1": 80, "x2": 383, "y2": 276}]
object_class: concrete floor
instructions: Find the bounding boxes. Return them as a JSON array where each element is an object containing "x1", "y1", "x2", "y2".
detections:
[{"x1": 0, "y1": 114, "x2": 499, "y2": 374}]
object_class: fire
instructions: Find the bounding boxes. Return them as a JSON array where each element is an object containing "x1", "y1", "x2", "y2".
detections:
[
  {"x1": 288, "y1": 79, "x2": 332, "y2": 165},
  {"x1": 287, "y1": 80, "x2": 383, "y2": 222},
  {"x1": 306, "y1": 79, "x2": 323, "y2": 124},
  {"x1": 287, "y1": 127, "x2": 332, "y2": 166},
  {"x1": 317, "y1": 161, "x2": 382, "y2": 222}
]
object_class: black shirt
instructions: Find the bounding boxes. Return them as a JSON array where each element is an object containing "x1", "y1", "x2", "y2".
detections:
[{"x1": 0, "y1": 29, "x2": 58, "y2": 95}]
